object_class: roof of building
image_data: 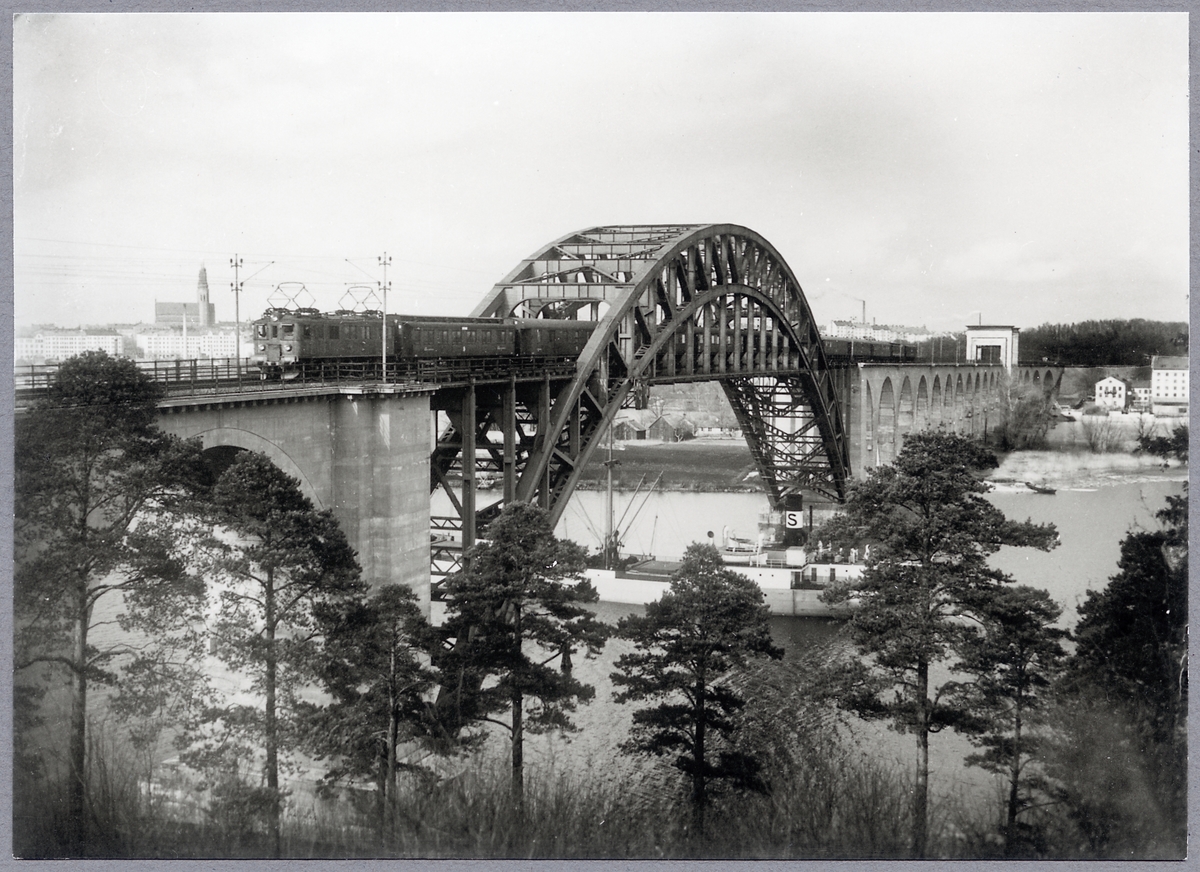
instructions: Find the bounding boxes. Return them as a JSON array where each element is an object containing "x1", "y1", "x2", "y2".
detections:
[
  {"x1": 613, "y1": 409, "x2": 658, "y2": 430},
  {"x1": 1151, "y1": 355, "x2": 1189, "y2": 371}
]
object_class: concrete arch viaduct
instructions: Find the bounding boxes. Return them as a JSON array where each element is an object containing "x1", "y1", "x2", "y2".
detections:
[{"x1": 102, "y1": 225, "x2": 1061, "y2": 615}]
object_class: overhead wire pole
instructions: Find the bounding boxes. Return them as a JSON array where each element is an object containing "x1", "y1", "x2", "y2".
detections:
[
  {"x1": 230, "y1": 256, "x2": 274, "y2": 379},
  {"x1": 379, "y1": 252, "x2": 392, "y2": 381},
  {"x1": 230, "y1": 255, "x2": 242, "y2": 377}
]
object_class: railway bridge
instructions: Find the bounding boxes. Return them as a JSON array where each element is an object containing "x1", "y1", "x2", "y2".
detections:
[{"x1": 17, "y1": 224, "x2": 1061, "y2": 614}]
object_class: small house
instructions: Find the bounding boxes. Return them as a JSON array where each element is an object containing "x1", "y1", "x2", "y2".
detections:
[{"x1": 1093, "y1": 376, "x2": 1129, "y2": 410}]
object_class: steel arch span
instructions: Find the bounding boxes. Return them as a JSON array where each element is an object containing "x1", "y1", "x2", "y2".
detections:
[{"x1": 437, "y1": 224, "x2": 849, "y2": 535}]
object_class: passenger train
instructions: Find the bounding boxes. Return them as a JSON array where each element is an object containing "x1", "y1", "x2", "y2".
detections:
[
  {"x1": 251, "y1": 308, "x2": 596, "y2": 377},
  {"x1": 250, "y1": 307, "x2": 916, "y2": 378}
]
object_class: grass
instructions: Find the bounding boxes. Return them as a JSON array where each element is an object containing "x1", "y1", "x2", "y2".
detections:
[{"x1": 13, "y1": 715, "x2": 1005, "y2": 860}]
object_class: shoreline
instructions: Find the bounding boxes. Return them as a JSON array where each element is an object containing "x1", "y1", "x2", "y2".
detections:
[{"x1": 552, "y1": 438, "x2": 1187, "y2": 494}]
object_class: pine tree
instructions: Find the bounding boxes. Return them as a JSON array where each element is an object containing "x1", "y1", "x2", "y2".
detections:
[
  {"x1": 189, "y1": 451, "x2": 364, "y2": 858},
  {"x1": 818, "y1": 432, "x2": 1058, "y2": 857},
  {"x1": 611, "y1": 543, "x2": 783, "y2": 836},
  {"x1": 304, "y1": 584, "x2": 437, "y2": 844},
  {"x1": 435, "y1": 502, "x2": 609, "y2": 807},
  {"x1": 14, "y1": 351, "x2": 208, "y2": 853},
  {"x1": 952, "y1": 585, "x2": 1068, "y2": 855},
  {"x1": 1055, "y1": 484, "x2": 1187, "y2": 854}
]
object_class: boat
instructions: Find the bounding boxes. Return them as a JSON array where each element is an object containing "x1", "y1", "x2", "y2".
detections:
[
  {"x1": 1024, "y1": 481, "x2": 1056, "y2": 495},
  {"x1": 716, "y1": 527, "x2": 762, "y2": 564}
]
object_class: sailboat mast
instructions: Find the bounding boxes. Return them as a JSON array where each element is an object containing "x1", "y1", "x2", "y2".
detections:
[{"x1": 605, "y1": 422, "x2": 614, "y2": 570}]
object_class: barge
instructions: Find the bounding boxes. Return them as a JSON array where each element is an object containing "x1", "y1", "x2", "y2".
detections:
[{"x1": 585, "y1": 547, "x2": 864, "y2": 618}]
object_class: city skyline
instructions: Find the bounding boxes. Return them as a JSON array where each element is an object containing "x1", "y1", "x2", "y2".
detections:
[{"x1": 14, "y1": 12, "x2": 1189, "y2": 332}]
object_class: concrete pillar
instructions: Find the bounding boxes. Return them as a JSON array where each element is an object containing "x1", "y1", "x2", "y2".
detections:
[{"x1": 331, "y1": 392, "x2": 432, "y2": 614}]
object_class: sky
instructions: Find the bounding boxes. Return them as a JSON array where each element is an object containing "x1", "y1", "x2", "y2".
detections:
[{"x1": 12, "y1": 12, "x2": 1189, "y2": 333}]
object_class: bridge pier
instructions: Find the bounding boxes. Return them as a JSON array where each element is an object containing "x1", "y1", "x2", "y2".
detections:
[{"x1": 158, "y1": 387, "x2": 434, "y2": 615}]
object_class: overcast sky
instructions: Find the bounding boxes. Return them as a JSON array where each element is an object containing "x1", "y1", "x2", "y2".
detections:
[{"x1": 13, "y1": 12, "x2": 1188, "y2": 332}]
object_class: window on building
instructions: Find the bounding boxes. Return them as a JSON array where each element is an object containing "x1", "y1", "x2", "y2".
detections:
[{"x1": 976, "y1": 345, "x2": 1002, "y2": 364}]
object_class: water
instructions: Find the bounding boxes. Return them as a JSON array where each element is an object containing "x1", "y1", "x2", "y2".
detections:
[
  {"x1": 558, "y1": 490, "x2": 772, "y2": 561},
  {"x1": 556, "y1": 479, "x2": 1184, "y2": 629}
]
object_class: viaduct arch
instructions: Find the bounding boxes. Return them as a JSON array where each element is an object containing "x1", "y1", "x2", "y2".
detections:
[{"x1": 849, "y1": 363, "x2": 1063, "y2": 473}]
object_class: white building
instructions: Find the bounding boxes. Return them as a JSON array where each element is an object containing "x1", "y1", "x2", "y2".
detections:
[
  {"x1": 14, "y1": 330, "x2": 123, "y2": 362},
  {"x1": 1130, "y1": 381, "x2": 1152, "y2": 412},
  {"x1": 965, "y1": 325, "x2": 1020, "y2": 372},
  {"x1": 825, "y1": 319, "x2": 935, "y2": 345},
  {"x1": 1151, "y1": 355, "x2": 1189, "y2": 416},
  {"x1": 136, "y1": 330, "x2": 238, "y2": 360},
  {"x1": 1093, "y1": 376, "x2": 1129, "y2": 410}
]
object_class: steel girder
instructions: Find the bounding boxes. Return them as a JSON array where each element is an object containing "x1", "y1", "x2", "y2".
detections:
[{"x1": 458, "y1": 224, "x2": 849, "y2": 529}]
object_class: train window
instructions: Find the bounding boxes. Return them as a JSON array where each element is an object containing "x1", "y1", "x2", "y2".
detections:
[
  {"x1": 303, "y1": 325, "x2": 312, "y2": 339},
  {"x1": 256, "y1": 325, "x2": 267, "y2": 338},
  {"x1": 329, "y1": 325, "x2": 339, "y2": 340},
  {"x1": 282, "y1": 324, "x2": 294, "y2": 338},
  {"x1": 270, "y1": 325, "x2": 278, "y2": 339}
]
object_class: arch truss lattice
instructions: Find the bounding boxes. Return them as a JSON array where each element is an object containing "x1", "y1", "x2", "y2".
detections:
[{"x1": 434, "y1": 224, "x2": 850, "y2": 539}]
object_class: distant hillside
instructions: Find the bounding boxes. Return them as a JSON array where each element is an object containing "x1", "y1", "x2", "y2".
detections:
[{"x1": 1020, "y1": 319, "x2": 1188, "y2": 366}]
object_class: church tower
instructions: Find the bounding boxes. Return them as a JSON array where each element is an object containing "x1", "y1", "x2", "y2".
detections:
[{"x1": 197, "y1": 265, "x2": 214, "y2": 327}]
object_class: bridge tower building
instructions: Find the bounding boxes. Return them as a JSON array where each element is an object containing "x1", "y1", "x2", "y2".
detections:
[{"x1": 966, "y1": 325, "x2": 1019, "y2": 371}]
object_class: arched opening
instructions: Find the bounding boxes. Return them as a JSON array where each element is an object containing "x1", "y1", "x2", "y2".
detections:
[
  {"x1": 1044, "y1": 369, "x2": 1056, "y2": 395},
  {"x1": 878, "y1": 377, "x2": 897, "y2": 464},
  {"x1": 199, "y1": 444, "x2": 248, "y2": 487},
  {"x1": 183, "y1": 426, "x2": 322, "y2": 507},
  {"x1": 916, "y1": 376, "x2": 929, "y2": 428},
  {"x1": 931, "y1": 375, "x2": 943, "y2": 427},
  {"x1": 955, "y1": 373, "x2": 966, "y2": 433},
  {"x1": 863, "y1": 380, "x2": 876, "y2": 468},
  {"x1": 898, "y1": 377, "x2": 915, "y2": 446}
]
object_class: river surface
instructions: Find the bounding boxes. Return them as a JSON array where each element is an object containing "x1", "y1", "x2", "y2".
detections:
[{"x1": 556, "y1": 478, "x2": 1182, "y2": 628}]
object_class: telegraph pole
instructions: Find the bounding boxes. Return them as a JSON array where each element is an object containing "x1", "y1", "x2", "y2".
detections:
[
  {"x1": 230, "y1": 255, "x2": 243, "y2": 377},
  {"x1": 379, "y1": 252, "x2": 392, "y2": 380}
]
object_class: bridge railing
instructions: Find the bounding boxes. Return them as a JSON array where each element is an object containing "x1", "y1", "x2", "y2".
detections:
[
  {"x1": 15, "y1": 358, "x2": 282, "y2": 399},
  {"x1": 15, "y1": 355, "x2": 586, "y2": 404}
]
